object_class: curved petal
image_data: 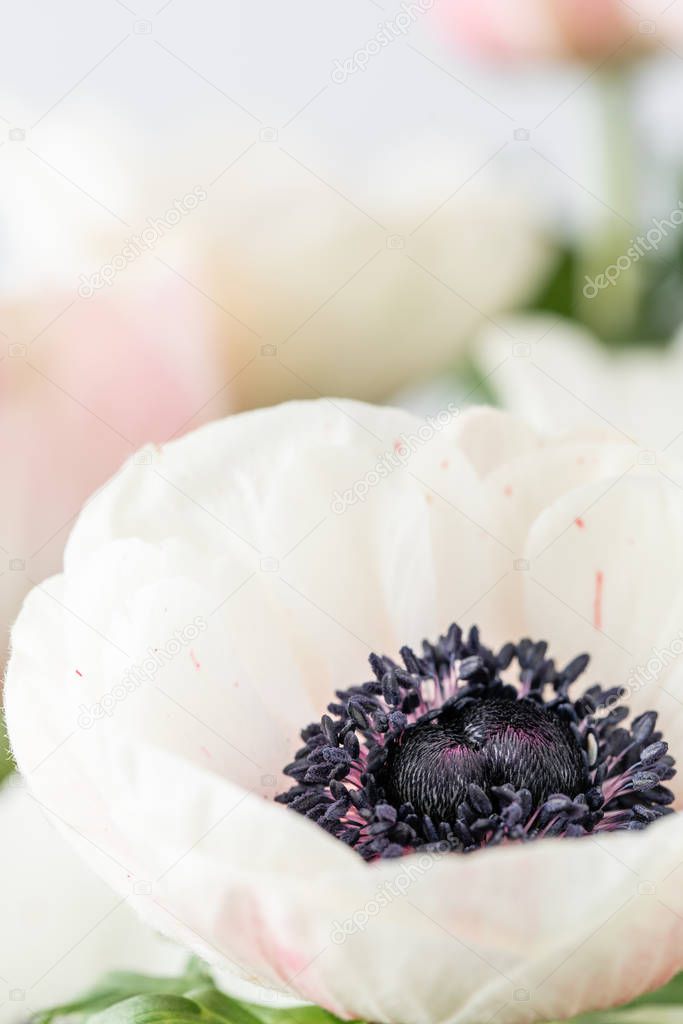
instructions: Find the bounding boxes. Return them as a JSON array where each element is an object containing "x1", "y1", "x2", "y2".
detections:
[
  {"x1": 477, "y1": 315, "x2": 683, "y2": 451},
  {"x1": 0, "y1": 778, "x2": 185, "y2": 1023}
]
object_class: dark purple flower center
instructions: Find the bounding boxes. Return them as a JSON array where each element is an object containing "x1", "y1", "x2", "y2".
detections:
[
  {"x1": 382, "y1": 697, "x2": 585, "y2": 821},
  {"x1": 277, "y1": 623, "x2": 677, "y2": 861}
]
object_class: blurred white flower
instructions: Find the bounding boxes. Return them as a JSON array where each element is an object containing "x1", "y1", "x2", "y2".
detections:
[
  {"x1": 475, "y1": 314, "x2": 683, "y2": 454},
  {"x1": 182, "y1": 145, "x2": 551, "y2": 408},
  {"x1": 7, "y1": 400, "x2": 683, "y2": 1024},
  {"x1": 1, "y1": 100, "x2": 551, "y2": 413},
  {"x1": 0, "y1": 778, "x2": 185, "y2": 1024}
]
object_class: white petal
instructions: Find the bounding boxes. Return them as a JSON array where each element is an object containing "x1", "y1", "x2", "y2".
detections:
[
  {"x1": 446, "y1": 407, "x2": 541, "y2": 477},
  {"x1": 0, "y1": 778, "x2": 185, "y2": 1023},
  {"x1": 477, "y1": 315, "x2": 683, "y2": 451},
  {"x1": 522, "y1": 469, "x2": 683, "y2": 790}
]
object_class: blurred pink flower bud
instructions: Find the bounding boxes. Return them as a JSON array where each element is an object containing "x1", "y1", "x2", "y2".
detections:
[
  {"x1": 0, "y1": 279, "x2": 225, "y2": 671},
  {"x1": 435, "y1": 0, "x2": 670, "y2": 62}
]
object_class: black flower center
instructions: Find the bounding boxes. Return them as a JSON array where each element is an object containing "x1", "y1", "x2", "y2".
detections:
[
  {"x1": 382, "y1": 697, "x2": 586, "y2": 821},
  {"x1": 277, "y1": 623, "x2": 677, "y2": 860}
]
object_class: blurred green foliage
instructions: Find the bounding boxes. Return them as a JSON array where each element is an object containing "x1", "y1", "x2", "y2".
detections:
[{"x1": 533, "y1": 234, "x2": 683, "y2": 348}]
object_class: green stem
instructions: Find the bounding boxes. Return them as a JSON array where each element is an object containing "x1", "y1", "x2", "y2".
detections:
[{"x1": 575, "y1": 64, "x2": 642, "y2": 344}]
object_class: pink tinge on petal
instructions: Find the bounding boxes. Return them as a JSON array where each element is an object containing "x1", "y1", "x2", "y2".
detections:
[
  {"x1": 593, "y1": 569, "x2": 604, "y2": 630},
  {"x1": 248, "y1": 902, "x2": 349, "y2": 1019}
]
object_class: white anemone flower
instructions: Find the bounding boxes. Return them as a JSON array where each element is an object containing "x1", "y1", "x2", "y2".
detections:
[
  {"x1": 6, "y1": 400, "x2": 683, "y2": 1024},
  {"x1": 474, "y1": 314, "x2": 683, "y2": 455}
]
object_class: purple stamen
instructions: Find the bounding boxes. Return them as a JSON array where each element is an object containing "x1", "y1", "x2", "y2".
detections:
[{"x1": 277, "y1": 623, "x2": 676, "y2": 860}]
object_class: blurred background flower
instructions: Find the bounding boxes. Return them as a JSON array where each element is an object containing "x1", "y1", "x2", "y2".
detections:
[
  {"x1": 0, "y1": 279, "x2": 228, "y2": 678},
  {"x1": 188, "y1": 146, "x2": 548, "y2": 408},
  {"x1": 435, "y1": 0, "x2": 683, "y2": 63},
  {"x1": 475, "y1": 314, "x2": 683, "y2": 454}
]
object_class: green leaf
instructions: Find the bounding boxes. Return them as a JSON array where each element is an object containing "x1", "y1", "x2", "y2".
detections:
[
  {"x1": 32, "y1": 959, "x2": 213, "y2": 1023},
  {"x1": 0, "y1": 711, "x2": 15, "y2": 784},
  {"x1": 571, "y1": 1011, "x2": 683, "y2": 1024},
  {"x1": 247, "y1": 1007, "x2": 344, "y2": 1024},
  {"x1": 531, "y1": 244, "x2": 577, "y2": 323},
  {"x1": 629, "y1": 972, "x2": 683, "y2": 1007},
  {"x1": 29, "y1": 960, "x2": 360, "y2": 1024},
  {"x1": 90, "y1": 994, "x2": 210, "y2": 1024},
  {"x1": 31, "y1": 962, "x2": 683, "y2": 1024},
  {"x1": 82, "y1": 989, "x2": 331, "y2": 1024},
  {"x1": 182, "y1": 988, "x2": 264, "y2": 1024}
]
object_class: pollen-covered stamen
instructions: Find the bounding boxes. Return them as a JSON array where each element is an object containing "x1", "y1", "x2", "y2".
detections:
[{"x1": 276, "y1": 623, "x2": 677, "y2": 860}]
